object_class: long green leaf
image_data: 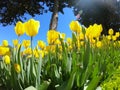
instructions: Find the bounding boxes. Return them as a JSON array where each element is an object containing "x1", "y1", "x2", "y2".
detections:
[
  {"x1": 65, "y1": 70, "x2": 76, "y2": 90},
  {"x1": 38, "y1": 81, "x2": 51, "y2": 90},
  {"x1": 86, "y1": 76, "x2": 102, "y2": 90}
]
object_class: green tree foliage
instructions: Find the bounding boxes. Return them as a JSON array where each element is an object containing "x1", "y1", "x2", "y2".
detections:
[
  {"x1": 0, "y1": 0, "x2": 80, "y2": 30},
  {"x1": 74, "y1": 0, "x2": 120, "y2": 34}
]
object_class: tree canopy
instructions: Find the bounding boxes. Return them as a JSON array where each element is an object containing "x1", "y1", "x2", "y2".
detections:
[
  {"x1": 74, "y1": 0, "x2": 120, "y2": 34},
  {"x1": 0, "y1": 0, "x2": 79, "y2": 26}
]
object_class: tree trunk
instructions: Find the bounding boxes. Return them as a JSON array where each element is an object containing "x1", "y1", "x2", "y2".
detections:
[{"x1": 49, "y1": 0, "x2": 59, "y2": 30}]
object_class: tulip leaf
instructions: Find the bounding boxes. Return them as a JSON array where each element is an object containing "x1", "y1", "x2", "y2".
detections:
[
  {"x1": 38, "y1": 81, "x2": 51, "y2": 90},
  {"x1": 54, "y1": 64, "x2": 60, "y2": 78},
  {"x1": 83, "y1": 41, "x2": 90, "y2": 70},
  {"x1": 66, "y1": 70, "x2": 76, "y2": 90},
  {"x1": 86, "y1": 75, "x2": 102, "y2": 90}
]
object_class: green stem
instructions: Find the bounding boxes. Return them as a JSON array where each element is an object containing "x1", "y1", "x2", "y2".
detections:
[
  {"x1": 30, "y1": 37, "x2": 34, "y2": 84},
  {"x1": 31, "y1": 37, "x2": 33, "y2": 57}
]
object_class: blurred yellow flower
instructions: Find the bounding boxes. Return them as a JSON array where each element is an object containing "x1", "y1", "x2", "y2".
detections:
[
  {"x1": 23, "y1": 48, "x2": 32, "y2": 55},
  {"x1": 0, "y1": 46, "x2": 9, "y2": 56},
  {"x1": 33, "y1": 49, "x2": 44, "y2": 58},
  {"x1": 79, "y1": 33, "x2": 84, "y2": 40},
  {"x1": 3, "y1": 55, "x2": 10, "y2": 64},
  {"x1": 2, "y1": 40, "x2": 8, "y2": 47},
  {"x1": 14, "y1": 64, "x2": 21, "y2": 73},
  {"x1": 68, "y1": 45, "x2": 72, "y2": 51},
  {"x1": 37, "y1": 40, "x2": 46, "y2": 49},
  {"x1": 47, "y1": 30, "x2": 59, "y2": 44},
  {"x1": 69, "y1": 20, "x2": 82, "y2": 33},
  {"x1": 33, "y1": 49, "x2": 39, "y2": 58},
  {"x1": 67, "y1": 38, "x2": 72, "y2": 45},
  {"x1": 107, "y1": 35, "x2": 111, "y2": 40},
  {"x1": 80, "y1": 41, "x2": 84, "y2": 46},
  {"x1": 55, "y1": 39, "x2": 61, "y2": 45},
  {"x1": 14, "y1": 21, "x2": 25, "y2": 36},
  {"x1": 13, "y1": 39, "x2": 18, "y2": 47},
  {"x1": 86, "y1": 24, "x2": 102, "y2": 39},
  {"x1": 25, "y1": 19, "x2": 40, "y2": 37},
  {"x1": 90, "y1": 39, "x2": 96, "y2": 44},
  {"x1": 115, "y1": 32, "x2": 119, "y2": 37},
  {"x1": 96, "y1": 41, "x2": 102, "y2": 48},
  {"x1": 108, "y1": 28, "x2": 114, "y2": 35},
  {"x1": 60, "y1": 33, "x2": 66, "y2": 40},
  {"x1": 39, "y1": 50, "x2": 44, "y2": 58},
  {"x1": 22, "y1": 40, "x2": 30, "y2": 48},
  {"x1": 112, "y1": 35, "x2": 117, "y2": 41}
]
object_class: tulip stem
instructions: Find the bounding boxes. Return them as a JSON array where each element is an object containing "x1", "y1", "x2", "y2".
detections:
[
  {"x1": 31, "y1": 36, "x2": 34, "y2": 60},
  {"x1": 30, "y1": 36, "x2": 34, "y2": 84}
]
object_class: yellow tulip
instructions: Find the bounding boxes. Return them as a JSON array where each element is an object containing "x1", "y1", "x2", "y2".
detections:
[
  {"x1": 37, "y1": 40, "x2": 46, "y2": 49},
  {"x1": 112, "y1": 35, "x2": 117, "y2": 41},
  {"x1": 14, "y1": 21, "x2": 25, "y2": 36},
  {"x1": 107, "y1": 35, "x2": 111, "y2": 40},
  {"x1": 33, "y1": 49, "x2": 44, "y2": 58},
  {"x1": 69, "y1": 21, "x2": 82, "y2": 33},
  {"x1": 23, "y1": 48, "x2": 32, "y2": 55},
  {"x1": 33, "y1": 49, "x2": 39, "y2": 58},
  {"x1": 66, "y1": 38, "x2": 72, "y2": 45},
  {"x1": 47, "y1": 30, "x2": 59, "y2": 45},
  {"x1": 68, "y1": 45, "x2": 72, "y2": 51},
  {"x1": 0, "y1": 46, "x2": 9, "y2": 56},
  {"x1": 14, "y1": 64, "x2": 21, "y2": 73},
  {"x1": 86, "y1": 24, "x2": 102, "y2": 39},
  {"x1": 3, "y1": 55, "x2": 10, "y2": 64},
  {"x1": 79, "y1": 33, "x2": 84, "y2": 40},
  {"x1": 115, "y1": 32, "x2": 119, "y2": 37},
  {"x1": 25, "y1": 19, "x2": 40, "y2": 37},
  {"x1": 60, "y1": 33, "x2": 66, "y2": 40},
  {"x1": 22, "y1": 40, "x2": 30, "y2": 48},
  {"x1": 55, "y1": 39, "x2": 61, "y2": 45},
  {"x1": 2, "y1": 40, "x2": 8, "y2": 47},
  {"x1": 108, "y1": 28, "x2": 114, "y2": 35},
  {"x1": 96, "y1": 41, "x2": 102, "y2": 48},
  {"x1": 13, "y1": 39, "x2": 18, "y2": 47}
]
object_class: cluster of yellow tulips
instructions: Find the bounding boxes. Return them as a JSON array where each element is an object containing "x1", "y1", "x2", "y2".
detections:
[
  {"x1": 0, "y1": 18, "x2": 120, "y2": 90},
  {"x1": 0, "y1": 19, "x2": 120, "y2": 73}
]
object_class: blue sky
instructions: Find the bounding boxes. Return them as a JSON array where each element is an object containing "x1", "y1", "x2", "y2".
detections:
[{"x1": 0, "y1": 8, "x2": 76, "y2": 46}]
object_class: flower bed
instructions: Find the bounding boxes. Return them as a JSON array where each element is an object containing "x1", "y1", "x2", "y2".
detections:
[{"x1": 0, "y1": 19, "x2": 120, "y2": 90}]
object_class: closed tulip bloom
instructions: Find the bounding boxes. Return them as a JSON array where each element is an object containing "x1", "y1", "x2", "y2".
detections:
[
  {"x1": 2, "y1": 40, "x2": 8, "y2": 47},
  {"x1": 115, "y1": 32, "x2": 119, "y2": 37},
  {"x1": 22, "y1": 40, "x2": 30, "y2": 48},
  {"x1": 86, "y1": 24, "x2": 103, "y2": 39},
  {"x1": 112, "y1": 35, "x2": 117, "y2": 41},
  {"x1": 47, "y1": 30, "x2": 59, "y2": 45},
  {"x1": 55, "y1": 39, "x2": 61, "y2": 45},
  {"x1": 67, "y1": 38, "x2": 72, "y2": 45},
  {"x1": 23, "y1": 48, "x2": 32, "y2": 55},
  {"x1": 14, "y1": 21, "x2": 25, "y2": 36},
  {"x1": 79, "y1": 33, "x2": 84, "y2": 40},
  {"x1": 0, "y1": 46, "x2": 9, "y2": 56},
  {"x1": 69, "y1": 21, "x2": 82, "y2": 33},
  {"x1": 25, "y1": 19, "x2": 40, "y2": 37},
  {"x1": 107, "y1": 35, "x2": 111, "y2": 40},
  {"x1": 3, "y1": 55, "x2": 10, "y2": 64},
  {"x1": 14, "y1": 64, "x2": 21, "y2": 73},
  {"x1": 96, "y1": 41, "x2": 102, "y2": 48},
  {"x1": 37, "y1": 40, "x2": 46, "y2": 49},
  {"x1": 12, "y1": 39, "x2": 18, "y2": 47},
  {"x1": 108, "y1": 28, "x2": 114, "y2": 35}
]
